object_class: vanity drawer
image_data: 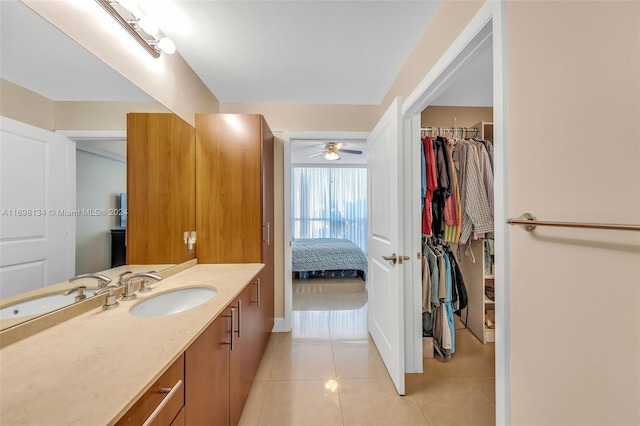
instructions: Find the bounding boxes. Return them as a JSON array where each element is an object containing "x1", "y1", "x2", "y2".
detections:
[{"x1": 116, "y1": 354, "x2": 185, "y2": 426}]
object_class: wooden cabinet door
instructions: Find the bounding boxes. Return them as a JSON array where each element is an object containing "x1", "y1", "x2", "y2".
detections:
[
  {"x1": 195, "y1": 114, "x2": 264, "y2": 264},
  {"x1": 251, "y1": 270, "x2": 273, "y2": 355},
  {"x1": 229, "y1": 284, "x2": 262, "y2": 426},
  {"x1": 185, "y1": 309, "x2": 231, "y2": 426},
  {"x1": 127, "y1": 113, "x2": 196, "y2": 264},
  {"x1": 260, "y1": 120, "x2": 275, "y2": 351}
]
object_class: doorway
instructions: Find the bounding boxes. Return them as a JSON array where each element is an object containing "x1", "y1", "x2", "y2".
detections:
[
  {"x1": 282, "y1": 132, "x2": 370, "y2": 332},
  {"x1": 401, "y1": 2, "x2": 508, "y2": 423}
]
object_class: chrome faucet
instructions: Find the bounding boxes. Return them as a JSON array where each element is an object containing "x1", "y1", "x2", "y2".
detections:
[
  {"x1": 63, "y1": 285, "x2": 87, "y2": 302},
  {"x1": 69, "y1": 273, "x2": 112, "y2": 289},
  {"x1": 117, "y1": 270, "x2": 133, "y2": 286},
  {"x1": 121, "y1": 273, "x2": 162, "y2": 300}
]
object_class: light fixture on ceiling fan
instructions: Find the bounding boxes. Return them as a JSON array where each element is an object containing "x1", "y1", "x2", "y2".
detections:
[{"x1": 308, "y1": 142, "x2": 363, "y2": 161}]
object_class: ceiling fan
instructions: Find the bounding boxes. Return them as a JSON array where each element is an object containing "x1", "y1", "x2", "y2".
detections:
[{"x1": 308, "y1": 142, "x2": 363, "y2": 161}]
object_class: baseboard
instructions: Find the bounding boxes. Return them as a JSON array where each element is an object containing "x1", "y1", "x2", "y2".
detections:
[{"x1": 272, "y1": 317, "x2": 289, "y2": 332}]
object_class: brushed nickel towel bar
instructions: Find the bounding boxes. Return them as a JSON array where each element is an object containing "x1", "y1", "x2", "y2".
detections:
[{"x1": 507, "y1": 212, "x2": 640, "y2": 232}]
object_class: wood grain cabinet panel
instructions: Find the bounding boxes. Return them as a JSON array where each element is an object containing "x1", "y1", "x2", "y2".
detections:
[
  {"x1": 185, "y1": 307, "x2": 231, "y2": 425},
  {"x1": 115, "y1": 354, "x2": 184, "y2": 426},
  {"x1": 170, "y1": 407, "x2": 186, "y2": 426},
  {"x1": 195, "y1": 114, "x2": 273, "y2": 266},
  {"x1": 229, "y1": 284, "x2": 262, "y2": 426},
  {"x1": 195, "y1": 114, "x2": 274, "y2": 425},
  {"x1": 127, "y1": 113, "x2": 196, "y2": 264},
  {"x1": 195, "y1": 112, "x2": 275, "y2": 357}
]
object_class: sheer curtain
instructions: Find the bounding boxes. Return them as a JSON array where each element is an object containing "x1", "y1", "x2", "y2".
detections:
[{"x1": 292, "y1": 167, "x2": 367, "y2": 253}]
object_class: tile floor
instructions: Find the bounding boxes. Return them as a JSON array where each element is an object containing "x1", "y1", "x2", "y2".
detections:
[{"x1": 239, "y1": 278, "x2": 496, "y2": 426}]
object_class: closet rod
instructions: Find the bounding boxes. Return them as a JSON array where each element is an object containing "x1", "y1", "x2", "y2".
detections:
[
  {"x1": 507, "y1": 212, "x2": 640, "y2": 232},
  {"x1": 420, "y1": 127, "x2": 478, "y2": 131}
]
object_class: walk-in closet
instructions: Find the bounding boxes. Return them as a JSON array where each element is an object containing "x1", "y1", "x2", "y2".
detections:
[{"x1": 412, "y1": 35, "x2": 496, "y2": 401}]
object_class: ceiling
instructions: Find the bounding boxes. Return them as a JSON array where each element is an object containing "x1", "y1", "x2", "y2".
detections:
[
  {"x1": 139, "y1": 0, "x2": 442, "y2": 104},
  {"x1": 1, "y1": 0, "x2": 447, "y2": 105}
]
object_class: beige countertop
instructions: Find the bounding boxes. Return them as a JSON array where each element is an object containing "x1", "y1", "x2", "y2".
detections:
[{"x1": 0, "y1": 263, "x2": 264, "y2": 426}]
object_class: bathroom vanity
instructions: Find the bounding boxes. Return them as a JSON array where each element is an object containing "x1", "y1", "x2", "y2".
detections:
[{"x1": 0, "y1": 263, "x2": 273, "y2": 425}]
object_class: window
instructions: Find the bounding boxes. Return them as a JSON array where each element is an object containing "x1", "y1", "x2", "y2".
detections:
[{"x1": 292, "y1": 167, "x2": 367, "y2": 253}]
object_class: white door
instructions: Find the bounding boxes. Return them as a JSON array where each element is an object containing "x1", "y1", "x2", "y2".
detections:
[
  {"x1": 0, "y1": 117, "x2": 75, "y2": 298},
  {"x1": 367, "y1": 98, "x2": 405, "y2": 395}
]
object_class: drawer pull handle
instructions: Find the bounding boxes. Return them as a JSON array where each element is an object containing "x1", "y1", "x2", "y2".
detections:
[
  {"x1": 229, "y1": 307, "x2": 236, "y2": 351},
  {"x1": 251, "y1": 278, "x2": 261, "y2": 306},
  {"x1": 142, "y1": 379, "x2": 183, "y2": 426},
  {"x1": 233, "y1": 300, "x2": 241, "y2": 339}
]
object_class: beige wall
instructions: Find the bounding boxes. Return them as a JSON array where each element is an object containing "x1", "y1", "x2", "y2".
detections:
[
  {"x1": 55, "y1": 101, "x2": 169, "y2": 130},
  {"x1": 22, "y1": 0, "x2": 219, "y2": 126},
  {"x1": 506, "y1": 1, "x2": 640, "y2": 425},
  {"x1": 1, "y1": 79, "x2": 55, "y2": 131},
  {"x1": 220, "y1": 102, "x2": 378, "y2": 132},
  {"x1": 0, "y1": 79, "x2": 170, "y2": 131},
  {"x1": 421, "y1": 106, "x2": 493, "y2": 128}
]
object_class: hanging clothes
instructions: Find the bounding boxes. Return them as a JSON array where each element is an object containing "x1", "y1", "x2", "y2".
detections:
[
  {"x1": 443, "y1": 141, "x2": 460, "y2": 226},
  {"x1": 445, "y1": 245, "x2": 468, "y2": 315},
  {"x1": 443, "y1": 140, "x2": 462, "y2": 243},
  {"x1": 431, "y1": 137, "x2": 454, "y2": 238},
  {"x1": 442, "y1": 250, "x2": 456, "y2": 354},
  {"x1": 460, "y1": 144, "x2": 493, "y2": 244},
  {"x1": 421, "y1": 244, "x2": 441, "y2": 338},
  {"x1": 421, "y1": 137, "x2": 438, "y2": 236}
]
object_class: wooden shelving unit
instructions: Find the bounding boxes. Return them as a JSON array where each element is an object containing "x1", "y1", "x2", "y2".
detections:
[
  {"x1": 456, "y1": 239, "x2": 495, "y2": 344},
  {"x1": 482, "y1": 239, "x2": 495, "y2": 343},
  {"x1": 474, "y1": 121, "x2": 493, "y2": 142}
]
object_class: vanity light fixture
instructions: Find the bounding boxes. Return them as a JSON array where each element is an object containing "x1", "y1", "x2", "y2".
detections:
[{"x1": 95, "y1": 0, "x2": 175, "y2": 58}]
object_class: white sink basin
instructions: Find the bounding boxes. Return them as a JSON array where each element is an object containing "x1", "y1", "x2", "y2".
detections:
[
  {"x1": 129, "y1": 287, "x2": 217, "y2": 318},
  {"x1": 0, "y1": 289, "x2": 98, "y2": 320}
]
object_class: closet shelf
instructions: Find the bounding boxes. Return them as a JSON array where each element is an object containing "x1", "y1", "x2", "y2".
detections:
[
  {"x1": 484, "y1": 296, "x2": 495, "y2": 304},
  {"x1": 483, "y1": 274, "x2": 495, "y2": 279}
]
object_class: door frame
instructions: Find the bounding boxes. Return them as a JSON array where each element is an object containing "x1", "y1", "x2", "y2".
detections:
[
  {"x1": 401, "y1": 2, "x2": 510, "y2": 424},
  {"x1": 281, "y1": 131, "x2": 370, "y2": 332}
]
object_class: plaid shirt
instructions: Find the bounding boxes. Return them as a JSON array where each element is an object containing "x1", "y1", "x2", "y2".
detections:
[{"x1": 460, "y1": 144, "x2": 493, "y2": 244}]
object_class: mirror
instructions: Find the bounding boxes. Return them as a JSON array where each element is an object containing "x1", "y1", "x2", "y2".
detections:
[{"x1": 0, "y1": 2, "x2": 187, "y2": 330}]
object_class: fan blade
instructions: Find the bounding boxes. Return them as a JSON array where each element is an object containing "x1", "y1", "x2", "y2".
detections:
[
  {"x1": 308, "y1": 152, "x2": 325, "y2": 158},
  {"x1": 334, "y1": 142, "x2": 344, "y2": 150},
  {"x1": 338, "y1": 149, "x2": 363, "y2": 155}
]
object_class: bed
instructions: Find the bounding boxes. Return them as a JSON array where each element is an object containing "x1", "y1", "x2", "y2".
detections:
[{"x1": 292, "y1": 238, "x2": 368, "y2": 280}]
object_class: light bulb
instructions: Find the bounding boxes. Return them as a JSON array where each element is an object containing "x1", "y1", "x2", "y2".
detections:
[
  {"x1": 324, "y1": 152, "x2": 340, "y2": 161},
  {"x1": 157, "y1": 37, "x2": 176, "y2": 54},
  {"x1": 138, "y1": 15, "x2": 159, "y2": 36}
]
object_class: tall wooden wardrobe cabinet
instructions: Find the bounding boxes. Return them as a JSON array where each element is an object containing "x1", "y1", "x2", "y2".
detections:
[
  {"x1": 195, "y1": 113, "x2": 275, "y2": 425},
  {"x1": 126, "y1": 113, "x2": 196, "y2": 264}
]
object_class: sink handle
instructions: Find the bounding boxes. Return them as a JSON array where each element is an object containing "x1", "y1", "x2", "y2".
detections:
[{"x1": 95, "y1": 285, "x2": 119, "y2": 310}]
